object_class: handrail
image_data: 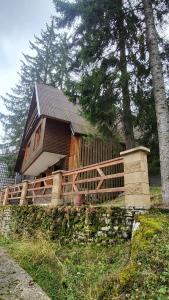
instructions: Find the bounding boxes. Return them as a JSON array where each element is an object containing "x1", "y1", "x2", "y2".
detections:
[
  {"x1": 0, "y1": 157, "x2": 124, "y2": 205},
  {"x1": 63, "y1": 157, "x2": 123, "y2": 175}
]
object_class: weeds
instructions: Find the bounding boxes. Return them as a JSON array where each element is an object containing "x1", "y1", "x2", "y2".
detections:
[
  {"x1": 97, "y1": 211, "x2": 169, "y2": 299},
  {"x1": 0, "y1": 235, "x2": 129, "y2": 300}
]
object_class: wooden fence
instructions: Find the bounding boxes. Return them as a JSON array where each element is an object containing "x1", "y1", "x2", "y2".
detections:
[
  {"x1": 26, "y1": 176, "x2": 53, "y2": 204},
  {"x1": 0, "y1": 147, "x2": 151, "y2": 208},
  {"x1": 0, "y1": 157, "x2": 124, "y2": 206},
  {"x1": 61, "y1": 157, "x2": 124, "y2": 204},
  {"x1": 8, "y1": 183, "x2": 22, "y2": 204},
  {"x1": 0, "y1": 176, "x2": 53, "y2": 205}
]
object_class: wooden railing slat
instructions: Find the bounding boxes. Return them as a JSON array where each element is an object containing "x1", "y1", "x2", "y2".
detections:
[
  {"x1": 62, "y1": 173, "x2": 124, "y2": 186},
  {"x1": 62, "y1": 187, "x2": 125, "y2": 196},
  {"x1": 62, "y1": 157, "x2": 123, "y2": 176},
  {"x1": 27, "y1": 185, "x2": 52, "y2": 192}
]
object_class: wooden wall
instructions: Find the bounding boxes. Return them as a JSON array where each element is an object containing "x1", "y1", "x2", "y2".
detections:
[
  {"x1": 43, "y1": 118, "x2": 71, "y2": 156},
  {"x1": 67, "y1": 136, "x2": 124, "y2": 171},
  {"x1": 21, "y1": 118, "x2": 46, "y2": 173},
  {"x1": 67, "y1": 135, "x2": 81, "y2": 170},
  {"x1": 79, "y1": 138, "x2": 123, "y2": 166}
]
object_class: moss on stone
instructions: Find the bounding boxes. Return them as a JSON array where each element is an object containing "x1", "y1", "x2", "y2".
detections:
[{"x1": 0, "y1": 206, "x2": 134, "y2": 245}]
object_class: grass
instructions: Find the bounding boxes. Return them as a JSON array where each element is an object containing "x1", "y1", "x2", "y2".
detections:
[
  {"x1": 97, "y1": 210, "x2": 169, "y2": 299},
  {"x1": 0, "y1": 235, "x2": 130, "y2": 300},
  {"x1": 1, "y1": 210, "x2": 169, "y2": 299},
  {"x1": 150, "y1": 186, "x2": 163, "y2": 207}
]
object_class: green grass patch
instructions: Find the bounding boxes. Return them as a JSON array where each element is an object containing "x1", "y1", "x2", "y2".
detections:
[{"x1": 0, "y1": 235, "x2": 130, "y2": 300}]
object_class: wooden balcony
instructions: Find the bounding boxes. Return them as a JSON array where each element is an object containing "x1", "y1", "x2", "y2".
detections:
[{"x1": 21, "y1": 118, "x2": 70, "y2": 176}]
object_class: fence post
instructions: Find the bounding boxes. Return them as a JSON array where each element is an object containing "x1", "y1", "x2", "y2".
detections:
[
  {"x1": 51, "y1": 170, "x2": 64, "y2": 205},
  {"x1": 120, "y1": 146, "x2": 151, "y2": 209},
  {"x1": 20, "y1": 180, "x2": 28, "y2": 205},
  {"x1": 0, "y1": 191, "x2": 3, "y2": 205},
  {"x1": 3, "y1": 186, "x2": 9, "y2": 205}
]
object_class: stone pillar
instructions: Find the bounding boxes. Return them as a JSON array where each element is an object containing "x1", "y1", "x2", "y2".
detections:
[
  {"x1": 20, "y1": 180, "x2": 28, "y2": 205},
  {"x1": 120, "y1": 146, "x2": 150, "y2": 209},
  {"x1": 3, "y1": 186, "x2": 9, "y2": 206},
  {"x1": 51, "y1": 170, "x2": 64, "y2": 206}
]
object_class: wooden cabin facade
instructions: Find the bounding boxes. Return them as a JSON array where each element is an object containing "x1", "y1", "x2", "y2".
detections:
[{"x1": 15, "y1": 84, "x2": 124, "y2": 178}]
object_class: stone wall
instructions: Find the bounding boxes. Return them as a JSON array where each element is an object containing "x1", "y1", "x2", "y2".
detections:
[
  {"x1": 0, "y1": 207, "x2": 11, "y2": 236},
  {"x1": 0, "y1": 206, "x2": 135, "y2": 244}
]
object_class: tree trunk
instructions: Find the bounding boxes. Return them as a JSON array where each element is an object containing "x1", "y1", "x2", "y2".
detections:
[
  {"x1": 118, "y1": 0, "x2": 135, "y2": 149},
  {"x1": 143, "y1": 0, "x2": 169, "y2": 204},
  {"x1": 120, "y1": 41, "x2": 135, "y2": 149}
]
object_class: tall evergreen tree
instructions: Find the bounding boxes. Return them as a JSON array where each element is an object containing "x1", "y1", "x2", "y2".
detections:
[
  {"x1": 53, "y1": 0, "x2": 155, "y2": 149},
  {"x1": 24, "y1": 19, "x2": 72, "y2": 88},
  {"x1": 53, "y1": 0, "x2": 169, "y2": 169},
  {"x1": 0, "y1": 18, "x2": 72, "y2": 175}
]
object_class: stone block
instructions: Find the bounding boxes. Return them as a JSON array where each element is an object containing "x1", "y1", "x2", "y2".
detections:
[
  {"x1": 125, "y1": 194, "x2": 150, "y2": 209},
  {"x1": 120, "y1": 146, "x2": 150, "y2": 162},
  {"x1": 125, "y1": 183, "x2": 150, "y2": 195},
  {"x1": 124, "y1": 172, "x2": 149, "y2": 184},
  {"x1": 124, "y1": 160, "x2": 148, "y2": 174}
]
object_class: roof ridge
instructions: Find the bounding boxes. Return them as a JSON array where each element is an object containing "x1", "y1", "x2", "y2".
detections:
[{"x1": 36, "y1": 82, "x2": 62, "y2": 91}]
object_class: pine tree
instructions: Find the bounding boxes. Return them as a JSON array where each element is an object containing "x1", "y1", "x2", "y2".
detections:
[
  {"x1": 0, "y1": 19, "x2": 72, "y2": 175},
  {"x1": 53, "y1": 0, "x2": 154, "y2": 149},
  {"x1": 53, "y1": 0, "x2": 169, "y2": 169},
  {"x1": 24, "y1": 19, "x2": 71, "y2": 88}
]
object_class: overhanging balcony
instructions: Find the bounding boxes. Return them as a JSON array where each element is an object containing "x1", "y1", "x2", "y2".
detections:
[{"x1": 23, "y1": 151, "x2": 65, "y2": 176}]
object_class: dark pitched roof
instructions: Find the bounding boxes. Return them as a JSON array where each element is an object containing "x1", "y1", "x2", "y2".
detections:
[{"x1": 35, "y1": 83, "x2": 94, "y2": 135}]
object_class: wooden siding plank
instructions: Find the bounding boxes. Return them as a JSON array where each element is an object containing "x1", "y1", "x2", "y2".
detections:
[{"x1": 43, "y1": 118, "x2": 70, "y2": 156}]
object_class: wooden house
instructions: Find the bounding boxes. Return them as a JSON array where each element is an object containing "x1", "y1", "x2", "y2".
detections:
[{"x1": 15, "y1": 83, "x2": 124, "y2": 178}]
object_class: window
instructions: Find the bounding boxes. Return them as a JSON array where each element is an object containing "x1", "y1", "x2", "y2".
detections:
[
  {"x1": 33, "y1": 125, "x2": 41, "y2": 151},
  {"x1": 24, "y1": 141, "x2": 31, "y2": 161}
]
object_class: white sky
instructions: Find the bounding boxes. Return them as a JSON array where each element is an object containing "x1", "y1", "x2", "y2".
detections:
[{"x1": 0, "y1": 0, "x2": 54, "y2": 140}]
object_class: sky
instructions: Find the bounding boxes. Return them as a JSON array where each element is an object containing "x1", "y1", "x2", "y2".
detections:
[{"x1": 0, "y1": 0, "x2": 54, "y2": 139}]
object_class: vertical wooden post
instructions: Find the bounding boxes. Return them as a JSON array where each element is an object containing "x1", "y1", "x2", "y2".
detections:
[
  {"x1": 20, "y1": 180, "x2": 28, "y2": 205},
  {"x1": 120, "y1": 146, "x2": 151, "y2": 209},
  {"x1": 0, "y1": 191, "x2": 3, "y2": 205},
  {"x1": 51, "y1": 170, "x2": 64, "y2": 205},
  {"x1": 3, "y1": 186, "x2": 9, "y2": 206}
]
